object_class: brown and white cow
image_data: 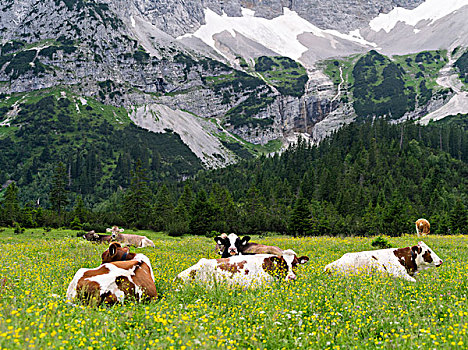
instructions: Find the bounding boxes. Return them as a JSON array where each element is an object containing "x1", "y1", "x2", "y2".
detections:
[
  {"x1": 176, "y1": 249, "x2": 309, "y2": 287},
  {"x1": 107, "y1": 226, "x2": 155, "y2": 248},
  {"x1": 82, "y1": 230, "x2": 112, "y2": 243},
  {"x1": 415, "y1": 218, "x2": 430, "y2": 237},
  {"x1": 66, "y1": 242, "x2": 157, "y2": 305},
  {"x1": 214, "y1": 233, "x2": 283, "y2": 258},
  {"x1": 324, "y1": 241, "x2": 442, "y2": 282}
]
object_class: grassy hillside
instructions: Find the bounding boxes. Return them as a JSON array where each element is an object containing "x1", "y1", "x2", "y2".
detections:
[
  {"x1": 0, "y1": 231, "x2": 466, "y2": 349},
  {"x1": 0, "y1": 88, "x2": 202, "y2": 205},
  {"x1": 254, "y1": 56, "x2": 308, "y2": 97},
  {"x1": 321, "y1": 49, "x2": 449, "y2": 119},
  {"x1": 454, "y1": 49, "x2": 468, "y2": 90}
]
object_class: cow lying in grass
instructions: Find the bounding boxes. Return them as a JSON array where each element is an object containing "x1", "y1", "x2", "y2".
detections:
[
  {"x1": 66, "y1": 242, "x2": 157, "y2": 305},
  {"x1": 176, "y1": 249, "x2": 309, "y2": 287},
  {"x1": 214, "y1": 233, "x2": 283, "y2": 258},
  {"x1": 107, "y1": 226, "x2": 155, "y2": 248},
  {"x1": 324, "y1": 241, "x2": 442, "y2": 282},
  {"x1": 82, "y1": 230, "x2": 112, "y2": 243}
]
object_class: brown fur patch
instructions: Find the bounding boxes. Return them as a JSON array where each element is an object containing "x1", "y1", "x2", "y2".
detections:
[
  {"x1": 76, "y1": 265, "x2": 110, "y2": 302},
  {"x1": 189, "y1": 270, "x2": 197, "y2": 280},
  {"x1": 422, "y1": 251, "x2": 433, "y2": 263},
  {"x1": 262, "y1": 256, "x2": 288, "y2": 278},
  {"x1": 216, "y1": 260, "x2": 247, "y2": 275},
  {"x1": 393, "y1": 247, "x2": 417, "y2": 275},
  {"x1": 242, "y1": 243, "x2": 283, "y2": 256}
]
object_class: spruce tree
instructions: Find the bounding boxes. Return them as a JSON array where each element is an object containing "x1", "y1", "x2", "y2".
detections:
[
  {"x1": 152, "y1": 184, "x2": 174, "y2": 231},
  {"x1": 289, "y1": 191, "x2": 311, "y2": 236},
  {"x1": 189, "y1": 190, "x2": 216, "y2": 235},
  {"x1": 449, "y1": 199, "x2": 468, "y2": 234},
  {"x1": 123, "y1": 159, "x2": 152, "y2": 228},
  {"x1": 1, "y1": 182, "x2": 20, "y2": 226},
  {"x1": 50, "y1": 162, "x2": 69, "y2": 216}
]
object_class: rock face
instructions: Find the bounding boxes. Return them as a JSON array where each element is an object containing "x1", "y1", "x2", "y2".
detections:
[
  {"x1": 0, "y1": 0, "x2": 464, "y2": 167},
  {"x1": 121, "y1": 0, "x2": 424, "y2": 37}
]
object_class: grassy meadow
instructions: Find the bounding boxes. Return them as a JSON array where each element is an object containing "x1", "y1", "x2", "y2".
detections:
[{"x1": 0, "y1": 229, "x2": 467, "y2": 349}]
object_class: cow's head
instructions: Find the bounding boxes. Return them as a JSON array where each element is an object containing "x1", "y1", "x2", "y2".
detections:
[
  {"x1": 214, "y1": 233, "x2": 250, "y2": 258},
  {"x1": 107, "y1": 226, "x2": 124, "y2": 234},
  {"x1": 101, "y1": 242, "x2": 133, "y2": 263},
  {"x1": 262, "y1": 249, "x2": 309, "y2": 281},
  {"x1": 83, "y1": 230, "x2": 99, "y2": 241},
  {"x1": 412, "y1": 241, "x2": 443, "y2": 270}
]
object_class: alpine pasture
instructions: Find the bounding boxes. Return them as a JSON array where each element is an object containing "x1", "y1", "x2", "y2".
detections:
[{"x1": 0, "y1": 230, "x2": 467, "y2": 349}]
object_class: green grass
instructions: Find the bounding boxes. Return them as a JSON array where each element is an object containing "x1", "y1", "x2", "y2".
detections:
[
  {"x1": 320, "y1": 54, "x2": 361, "y2": 88},
  {"x1": 393, "y1": 50, "x2": 447, "y2": 92},
  {"x1": 254, "y1": 56, "x2": 308, "y2": 97},
  {"x1": 1, "y1": 229, "x2": 466, "y2": 349}
]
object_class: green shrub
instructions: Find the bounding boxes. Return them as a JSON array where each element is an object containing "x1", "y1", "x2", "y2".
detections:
[{"x1": 371, "y1": 236, "x2": 392, "y2": 249}]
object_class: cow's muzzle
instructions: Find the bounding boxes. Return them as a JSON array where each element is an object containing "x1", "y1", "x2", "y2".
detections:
[{"x1": 436, "y1": 261, "x2": 443, "y2": 267}]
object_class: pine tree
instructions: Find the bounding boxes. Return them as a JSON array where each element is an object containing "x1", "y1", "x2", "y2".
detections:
[
  {"x1": 152, "y1": 184, "x2": 174, "y2": 231},
  {"x1": 449, "y1": 199, "x2": 468, "y2": 234},
  {"x1": 73, "y1": 195, "x2": 88, "y2": 224},
  {"x1": 123, "y1": 159, "x2": 152, "y2": 228},
  {"x1": 289, "y1": 191, "x2": 311, "y2": 237},
  {"x1": 50, "y1": 162, "x2": 69, "y2": 216},
  {"x1": 1, "y1": 182, "x2": 20, "y2": 226},
  {"x1": 189, "y1": 190, "x2": 216, "y2": 235}
]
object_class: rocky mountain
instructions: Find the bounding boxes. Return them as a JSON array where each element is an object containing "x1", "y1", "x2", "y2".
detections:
[{"x1": 1, "y1": 0, "x2": 467, "y2": 176}]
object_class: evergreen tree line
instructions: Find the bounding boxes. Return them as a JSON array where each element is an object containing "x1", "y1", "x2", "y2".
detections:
[{"x1": 0, "y1": 119, "x2": 467, "y2": 236}]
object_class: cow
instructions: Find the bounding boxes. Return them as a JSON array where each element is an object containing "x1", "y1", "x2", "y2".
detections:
[
  {"x1": 106, "y1": 226, "x2": 155, "y2": 248},
  {"x1": 66, "y1": 242, "x2": 157, "y2": 305},
  {"x1": 214, "y1": 233, "x2": 283, "y2": 258},
  {"x1": 175, "y1": 249, "x2": 309, "y2": 287},
  {"x1": 111, "y1": 232, "x2": 155, "y2": 248},
  {"x1": 324, "y1": 241, "x2": 442, "y2": 282},
  {"x1": 416, "y1": 218, "x2": 430, "y2": 237},
  {"x1": 82, "y1": 230, "x2": 112, "y2": 243}
]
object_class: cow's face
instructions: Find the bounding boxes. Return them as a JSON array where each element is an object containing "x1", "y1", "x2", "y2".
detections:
[
  {"x1": 101, "y1": 242, "x2": 130, "y2": 263},
  {"x1": 215, "y1": 233, "x2": 250, "y2": 257},
  {"x1": 263, "y1": 249, "x2": 309, "y2": 281},
  {"x1": 412, "y1": 241, "x2": 443, "y2": 270}
]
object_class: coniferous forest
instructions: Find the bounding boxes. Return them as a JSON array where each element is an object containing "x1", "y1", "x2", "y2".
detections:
[{"x1": 0, "y1": 116, "x2": 467, "y2": 237}]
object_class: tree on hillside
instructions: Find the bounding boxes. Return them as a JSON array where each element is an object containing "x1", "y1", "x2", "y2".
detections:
[
  {"x1": 289, "y1": 191, "x2": 311, "y2": 236},
  {"x1": 449, "y1": 199, "x2": 468, "y2": 234},
  {"x1": 241, "y1": 185, "x2": 267, "y2": 234},
  {"x1": 50, "y1": 162, "x2": 69, "y2": 216},
  {"x1": 189, "y1": 190, "x2": 217, "y2": 235},
  {"x1": 122, "y1": 159, "x2": 152, "y2": 228},
  {"x1": 1, "y1": 182, "x2": 20, "y2": 226},
  {"x1": 152, "y1": 184, "x2": 174, "y2": 231}
]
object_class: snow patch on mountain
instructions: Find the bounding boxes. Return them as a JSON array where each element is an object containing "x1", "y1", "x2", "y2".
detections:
[
  {"x1": 369, "y1": 0, "x2": 468, "y2": 33},
  {"x1": 178, "y1": 7, "x2": 376, "y2": 62}
]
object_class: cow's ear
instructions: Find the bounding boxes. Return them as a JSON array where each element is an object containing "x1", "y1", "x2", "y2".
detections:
[
  {"x1": 120, "y1": 228, "x2": 124, "y2": 232},
  {"x1": 214, "y1": 236, "x2": 225, "y2": 245},
  {"x1": 106, "y1": 228, "x2": 111, "y2": 232},
  {"x1": 93, "y1": 233, "x2": 99, "y2": 239},
  {"x1": 298, "y1": 256, "x2": 309, "y2": 264},
  {"x1": 109, "y1": 242, "x2": 121, "y2": 256},
  {"x1": 241, "y1": 236, "x2": 251, "y2": 245}
]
